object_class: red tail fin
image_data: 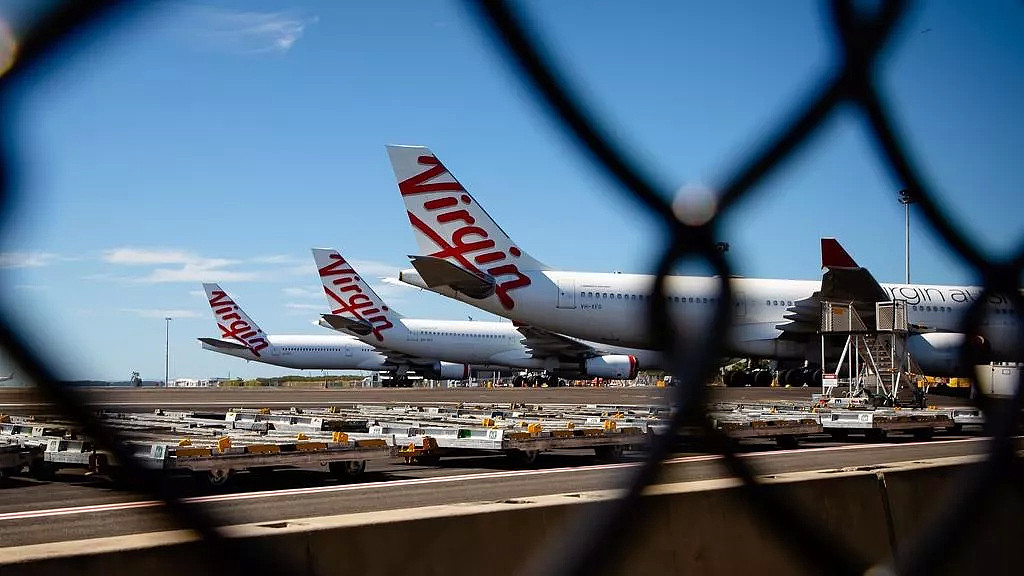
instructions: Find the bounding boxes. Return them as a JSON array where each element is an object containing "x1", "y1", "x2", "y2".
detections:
[{"x1": 821, "y1": 238, "x2": 858, "y2": 269}]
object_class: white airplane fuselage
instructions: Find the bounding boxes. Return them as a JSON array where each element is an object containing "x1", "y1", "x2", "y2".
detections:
[
  {"x1": 348, "y1": 317, "x2": 662, "y2": 373},
  {"x1": 201, "y1": 334, "x2": 389, "y2": 371},
  {"x1": 400, "y1": 269, "x2": 1020, "y2": 364}
]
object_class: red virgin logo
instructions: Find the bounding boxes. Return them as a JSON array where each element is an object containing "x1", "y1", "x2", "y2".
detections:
[
  {"x1": 208, "y1": 290, "x2": 269, "y2": 356},
  {"x1": 318, "y1": 252, "x2": 394, "y2": 342},
  {"x1": 400, "y1": 154, "x2": 531, "y2": 310}
]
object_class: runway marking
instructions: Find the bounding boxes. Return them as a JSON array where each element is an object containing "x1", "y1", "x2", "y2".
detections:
[{"x1": 0, "y1": 437, "x2": 998, "y2": 523}]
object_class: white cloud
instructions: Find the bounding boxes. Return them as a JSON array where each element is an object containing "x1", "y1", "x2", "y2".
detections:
[
  {"x1": 283, "y1": 286, "x2": 322, "y2": 299},
  {"x1": 103, "y1": 248, "x2": 192, "y2": 265},
  {"x1": 252, "y1": 254, "x2": 303, "y2": 265},
  {"x1": 120, "y1": 308, "x2": 203, "y2": 319},
  {"x1": 0, "y1": 251, "x2": 59, "y2": 268},
  {"x1": 140, "y1": 265, "x2": 261, "y2": 284},
  {"x1": 103, "y1": 247, "x2": 261, "y2": 284},
  {"x1": 285, "y1": 302, "x2": 324, "y2": 311},
  {"x1": 177, "y1": 5, "x2": 317, "y2": 55}
]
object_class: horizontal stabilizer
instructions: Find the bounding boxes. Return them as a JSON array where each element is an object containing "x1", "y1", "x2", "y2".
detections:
[
  {"x1": 408, "y1": 255, "x2": 496, "y2": 300},
  {"x1": 320, "y1": 314, "x2": 374, "y2": 336},
  {"x1": 198, "y1": 338, "x2": 251, "y2": 351}
]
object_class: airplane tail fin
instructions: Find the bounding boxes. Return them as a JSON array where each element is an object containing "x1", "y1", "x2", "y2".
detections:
[
  {"x1": 385, "y1": 145, "x2": 547, "y2": 273},
  {"x1": 820, "y1": 238, "x2": 859, "y2": 269},
  {"x1": 311, "y1": 248, "x2": 402, "y2": 342},
  {"x1": 201, "y1": 283, "x2": 270, "y2": 357},
  {"x1": 386, "y1": 145, "x2": 547, "y2": 310}
]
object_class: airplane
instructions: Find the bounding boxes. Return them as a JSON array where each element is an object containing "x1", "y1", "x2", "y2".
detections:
[
  {"x1": 0, "y1": 372, "x2": 14, "y2": 382},
  {"x1": 311, "y1": 248, "x2": 661, "y2": 386},
  {"x1": 199, "y1": 282, "x2": 446, "y2": 386},
  {"x1": 383, "y1": 144, "x2": 1020, "y2": 385}
]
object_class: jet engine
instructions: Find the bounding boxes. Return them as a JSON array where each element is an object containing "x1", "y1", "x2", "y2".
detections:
[
  {"x1": 427, "y1": 361, "x2": 470, "y2": 380},
  {"x1": 583, "y1": 355, "x2": 638, "y2": 379},
  {"x1": 907, "y1": 333, "x2": 984, "y2": 376}
]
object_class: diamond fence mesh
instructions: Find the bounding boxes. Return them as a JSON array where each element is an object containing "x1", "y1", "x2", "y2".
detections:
[{"x1": 0, "y1": 2, "x2": 1020, "y2": 576}]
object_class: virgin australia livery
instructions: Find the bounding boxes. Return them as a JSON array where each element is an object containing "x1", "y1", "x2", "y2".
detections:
[
  {"x1": 198, "y1": 282, "x2": 391, "y2": 371},
  {"x1": 312, "y1": 248, "x2": 659, "y2": 385},
  {"x1": 384, "y1": 145, "x2": 1019, "y2": 379}
]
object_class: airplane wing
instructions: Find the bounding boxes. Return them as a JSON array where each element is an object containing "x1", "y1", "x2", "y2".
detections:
[
  {"x1": 408, "y1": 255, "x2": 496, "y2": 299},
  {"x1": 197, "y1": 338, "x2": 252, "y2": 351},
  {"x1": 514, "y1": 324, "x2": 608, "y2": 361}
]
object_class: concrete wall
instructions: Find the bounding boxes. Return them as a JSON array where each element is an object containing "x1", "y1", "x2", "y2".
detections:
[{"x1": 1, "y1": 455, "x2": 1019, "y2": 576}]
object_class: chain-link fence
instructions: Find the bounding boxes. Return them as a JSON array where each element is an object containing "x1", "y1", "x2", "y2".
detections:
[{"x1": 0, "y1": 2, "x2": 1020, "y2": 576}]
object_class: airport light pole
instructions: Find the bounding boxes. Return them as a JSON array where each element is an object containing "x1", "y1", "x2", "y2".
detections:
[
  {"x1": 898, "y1": 189, "x2": 915, "y2": 284},
  {"x1": 164, "y1": 317, "x2": 172, "y2": 387}
]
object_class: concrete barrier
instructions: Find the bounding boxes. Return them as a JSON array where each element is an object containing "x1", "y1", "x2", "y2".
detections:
[{"x1": 0, "y1": 455, "x2": 1017, "y2": 576}]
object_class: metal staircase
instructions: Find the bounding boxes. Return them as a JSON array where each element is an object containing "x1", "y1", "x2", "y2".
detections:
[{"x1": 819, "y1": 300, "x2": 920, "y2": 405}]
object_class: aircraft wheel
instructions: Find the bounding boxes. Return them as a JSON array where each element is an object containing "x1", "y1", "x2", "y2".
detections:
[
  {"x1": 785, "y1": 369, "x2": 802, "y2": 386},
  {"x1": 753, "y1": 371, "x2": 772, "y2": 387}
]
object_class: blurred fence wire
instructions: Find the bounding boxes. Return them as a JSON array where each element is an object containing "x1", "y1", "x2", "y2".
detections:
[{"x1": 0, "y1": 1, "x2": 1020, "y2": 576}]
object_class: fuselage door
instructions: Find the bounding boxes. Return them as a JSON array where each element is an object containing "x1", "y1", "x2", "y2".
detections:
[
  {"x1": 345, "y1": 345, "x2": 353, "y2": 358},
  {"x1": 734, "y1": 293, "x2": 747, "y2": 319},
  {"x1": 556, "y1": 278, "x2": 577, "y2": 309}
]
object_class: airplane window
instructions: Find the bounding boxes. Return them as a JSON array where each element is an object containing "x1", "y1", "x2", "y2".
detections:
[
  {"x1": 674, "y1": 297, "x2": 680, "y2": 303},
  {"x1": 688, "y1": 297, "x2": 694, "y2": 303},
  {"x1": 926, "y1": 306, "x2": 932, "y2": 312},
  {"x1": 787, "y1": 301, "x2": 793, "y2": 306},
  {"x1": 773, "y1": 300, "x2": 778, "y2": 306},
  {"x1": 703, "y1": 298, "x2": 708, "y2": 304},
  {"x1": 588, "y1": 292, "x2": 593, "y2": 297},
  {"x1": 617, "y1": 294, "x2": 622, "y2": 299},
  {"x1": 766, "y1": 300, "x2": 771, "y2": 306},
  {"x1": 580, "y1": 292, "x2": 584, "y2": 297}
]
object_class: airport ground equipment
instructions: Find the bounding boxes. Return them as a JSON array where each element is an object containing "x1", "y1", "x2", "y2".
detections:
[
  {"x1": 819, "y1": 300, "x2": 923, "y2": 406},
  {"x1": 974, "y1": 363, "x2": 1021, "y2": 397},
  {"x1": 0, "y1": 399, "x2": 990, "y2": 483},
  {"x1": 0, "y1": 410, "x2": 392, "y2": 485},
  {"x1": 0, "y1": 439, "x2": 40, "y2": 479}
]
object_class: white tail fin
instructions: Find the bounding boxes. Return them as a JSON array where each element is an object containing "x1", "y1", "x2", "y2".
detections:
[
  {"x1": 202, "y1": 283, "x2": 270, "y2": 357},
  {"x1": 311, "y1": 248, "x2": 402, "y2": 343},
  {"x1": 385, "y1": 145, "x2": 546, "y2": 310}
]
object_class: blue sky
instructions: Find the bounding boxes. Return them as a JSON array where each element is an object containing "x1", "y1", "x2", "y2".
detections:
[{"x1": 0, "y1": 1, "x2": 1020, "y2": 381}]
